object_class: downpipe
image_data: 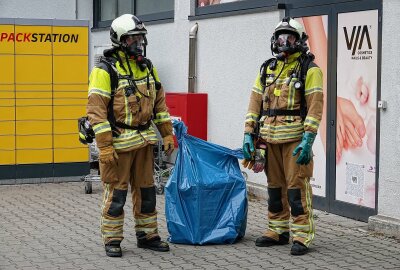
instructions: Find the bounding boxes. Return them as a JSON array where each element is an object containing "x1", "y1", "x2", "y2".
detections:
[{"x1": 188, "y1": 23, "x2": 198, "y2": 93}]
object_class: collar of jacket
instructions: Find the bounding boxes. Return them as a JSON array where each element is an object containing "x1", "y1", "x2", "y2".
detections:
[
  {"x1": 283, "y1": 51, "x2": 302, "y2": 64},
  {"x1": 113, "y1": 50, "x2": 149, "y2": 79},
  {"x1": 116, "y1": 50, "x2": 138, "y2": 66}
]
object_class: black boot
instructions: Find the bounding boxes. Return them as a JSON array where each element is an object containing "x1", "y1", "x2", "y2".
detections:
[
  {"x1": 290, "y1": 241, "x2": 309, "y2": 255},
  {"x1": 105, "y1": 241, "x2": 122, "y2": 257},
  {"x1": 137, "y1": 233, "x2": 170, "y2": 252},
  {"x1": 255, "y1": 232, "x2": 289, "y2": 247}
]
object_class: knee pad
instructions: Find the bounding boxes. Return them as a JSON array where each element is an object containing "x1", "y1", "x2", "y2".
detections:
[
  {"x1": 107, "y1": 189, "x2": 127, "y2": 217},
  {"x1": 268, "y1": 187, "x2": 283, "y2": 213},
  {"x1": 288, "y1": 188, "x2": 305, "y2": 216},
  {"x1": 141, "y1": 186, "x2": 156, "y2": 213}
]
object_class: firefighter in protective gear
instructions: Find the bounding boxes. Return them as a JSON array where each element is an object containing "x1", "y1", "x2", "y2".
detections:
[
  {"x1": 87, "y1": 14, "x2": 174, "y2": 257},
  {"x1": 242, "y1": 17, "x2": 323, "y2": 255}
]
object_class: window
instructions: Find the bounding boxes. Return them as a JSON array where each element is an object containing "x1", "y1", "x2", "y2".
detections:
[
  {"x1": 193, "y1": 0, "x2": 278, "y2": 19},
  {"x1": 94, "y1": 0, "x2": 174, "y2": 29}
]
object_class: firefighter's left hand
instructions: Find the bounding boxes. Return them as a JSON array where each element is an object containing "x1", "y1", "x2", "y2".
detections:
[
  {"x1": 163, "y1": 135, "x2": 175, "y2": 156},
  {"x1": 292, "y1": 132, "x2": 316, "y2": 165}
]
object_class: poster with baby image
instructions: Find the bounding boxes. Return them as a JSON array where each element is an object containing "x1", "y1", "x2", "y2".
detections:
[{"x1": 335, "y1": 10, "x2": 378, "y2": 208}]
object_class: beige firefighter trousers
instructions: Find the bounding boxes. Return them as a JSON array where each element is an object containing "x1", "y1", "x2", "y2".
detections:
[
  {"x1": 264, "y1": 140, "x2": 315, "y2": 247},
  {"x1": 100, "y1": 145, "x2": 159, "y2": 244}
]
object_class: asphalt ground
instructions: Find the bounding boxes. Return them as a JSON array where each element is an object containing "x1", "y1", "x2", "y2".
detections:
[{"x1": 1, "y1": 182, "x2": 399, "y2": 270}]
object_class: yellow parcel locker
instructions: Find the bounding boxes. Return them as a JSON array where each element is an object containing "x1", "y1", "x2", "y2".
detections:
[
  {"x1": 16, "y1": 92, "x2": 52, "y2": 99},
  {"x1": 0, "y1": 121, "x2": 15, "y2": 135},
  {"x1": 16, "y1": 98, "x2": 52, "y2": 106},
  {"x1": 17, "y1": 83, "x2": 51, "y2": 93},
  {"x1": 0, "y1": 107, "x2": 15, "y2": 121},
  {"x1": 0, "y1": 97, "x2": 15, "y2": 107},
  {"x1": 16, "y1": 106, "x2": 53, "y2": 121},
  {"x1": 0, "y1": 151, "x2": 15, "y2": 165},
  {"x1": 0, "y1": 135, "x2": 15, "y2": 150},
  {"x1": 16, "y1": 149, "x2": 52, "y2": 164},
  {"x1": 16, "y1": 105, "x2": 52, "y2": 120},
  {"x1": 54, "y1": 119, "x2": 77, "y2": 134},
  {"x1": 0, "y1": 84, "x2": 14, "y2": 97},
  {"x1": 54, "y1": 105, "x2": 85, "y2": 120},
  {"x1": 16, "y1": 134, "x2": 52, "y2": 149},
  {"x1": 54, "y1": 148, "x2": 88, "y2": 163},
  {"x1": 14, "y1": 25, "x2": 52, "y2": 55},
  {"x1": 53, "y1": 56, "x2": 88, "y2": 84},
  {"x1": 53, "y1": 98, "x2": 87, "y2": 106},
  {"x1": 0, "y1": 55, "x2": 15, "y2": 84},
  {"x1": 16, "y1": 120, "x2": 52, "y2": 135},
  {"x1": 15, "y1": 55, "x2": 52, "y2": 84},
  {"x1": 53, "y1": 26, "x2": 88, "y2": 55},
  {"x1": 53, "y1": 84, "x2": 88, "y2": 93},
  {"x1": 54, "y1": 134, "x2": 82, "y2": 148},
  {"x1": 16, "y1": 84, "x2": 52, "y2": 100},
  {"x1": 0, "y1": 24, "x2": 15, "y2": 54}
]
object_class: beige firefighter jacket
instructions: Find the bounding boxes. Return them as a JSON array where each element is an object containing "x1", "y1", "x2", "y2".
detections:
[
  {"x1": 245, "y1": 52, "x2": 323, "y2": 144},
  {"x1": 87, "y1": 51, "x2": 173, "y2": 152}
]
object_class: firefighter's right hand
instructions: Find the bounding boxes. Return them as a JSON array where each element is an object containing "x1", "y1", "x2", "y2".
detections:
[
  {"x1": 242, "y1": 133, "x2": 255, "y2": 160},
  {"x1": 99, "y1": 145, "x2": 118, "y2": 165}
]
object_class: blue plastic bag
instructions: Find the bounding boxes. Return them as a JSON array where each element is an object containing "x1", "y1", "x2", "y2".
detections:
[{"x1": 165, "y1": 120, "x2": 247, "y2": 245}]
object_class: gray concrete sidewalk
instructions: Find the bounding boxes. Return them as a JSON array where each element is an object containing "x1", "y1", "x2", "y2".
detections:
[{"x1": 1, "y1": 182, "x2": 399, "y2": 270}]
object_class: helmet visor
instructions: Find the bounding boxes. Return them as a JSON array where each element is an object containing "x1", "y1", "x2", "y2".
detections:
[
  {"x1": 276, "y1": 33, "x2": 297, "y2": 46},
  {"x1": 124, "y1": 35, "x2": 145, "y2": 46}
]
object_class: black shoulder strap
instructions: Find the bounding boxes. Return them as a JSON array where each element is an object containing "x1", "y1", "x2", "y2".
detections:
[
  {"x1": 98, "y1": 56, "x2": 120, "y2": 137},
  {"x1": 144, "y1": 58, "x2": 162, "y2": 90},
  {"x1": 259, "y1": 58, "x2": 277, "y2": 89},
  {"x1": 299, "y1": 52, "x2": 315, "y2": 120},
  {"x1": 299, "y1": 53, "x2": 315, "y2": 86},
  {"x1": 99, "y1": 56, "x2": 119, "y2": 94}
]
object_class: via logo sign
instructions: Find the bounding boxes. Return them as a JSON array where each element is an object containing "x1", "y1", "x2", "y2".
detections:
[{"x1": 343, "y1": 25, "x2": 372, "y2": 55}]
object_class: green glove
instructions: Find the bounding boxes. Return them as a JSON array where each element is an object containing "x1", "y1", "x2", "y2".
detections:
[
  {"x1": 292, "y1": 132, "x2": 316, "y2": 165},
  {"x1": 242, "y1": 133, "x2": 255, "y2": 160}
]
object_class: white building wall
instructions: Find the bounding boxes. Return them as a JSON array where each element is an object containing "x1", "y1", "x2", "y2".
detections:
[
  {"x1": 377, "y1": 0, "x2": 400, "y2": 220},
  {"x1": 0, "y1": 0, "x2": 77, "y2": 19}
]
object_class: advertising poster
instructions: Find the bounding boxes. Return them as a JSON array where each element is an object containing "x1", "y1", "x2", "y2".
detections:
[
  {"x1": 336, "y1": 10, "x2": 378, "y2": 208},
  {"x1": 296, "y1": 16, "x2": 328, "y2": 197},
  {"x1": 197, "y1": 0, "x2": 242, "y2": 7}
]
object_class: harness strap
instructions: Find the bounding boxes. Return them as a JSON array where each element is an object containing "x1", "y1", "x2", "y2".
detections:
[
  {"x1": 262, "y1": 109, "x2": 301, "y2": 117},
  {"x1": 115, "y1": 121, "x2": 151, "y2": 131}
]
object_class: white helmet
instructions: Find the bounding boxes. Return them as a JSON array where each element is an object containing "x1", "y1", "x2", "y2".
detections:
[
  {"x1": 271, "y1": 17, "x2": 308, "y2": 54},
  {"x1": 274, "y1": 17, "x2": 305, "y2": 40},
  {"x1": 110, "y1": 14, "x2": 147, "y2": 47}
]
